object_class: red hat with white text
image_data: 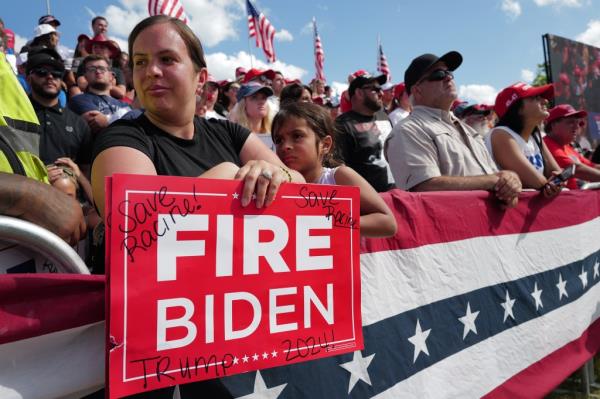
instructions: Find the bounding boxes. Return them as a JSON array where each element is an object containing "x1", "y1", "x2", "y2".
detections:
[{"x1": 494, "y1": 82, "x2": 554, "y2": 118}]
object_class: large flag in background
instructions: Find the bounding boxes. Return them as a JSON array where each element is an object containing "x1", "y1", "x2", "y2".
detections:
[
  {"x1": 0, "y1": 190, "x2": 599, "y2": 398},
  {"x1": 377, "y1": 40, "x2": 391, "y2": 82},
  {"x1": 148, "y1": 0, "x2": 189, "y2": 24},
  {"x1": 246, "y1": 0, "x2": 276, "y2": 63},
  {"x1": 313, "y1": 17, "x2": 325, "y2": 82}
]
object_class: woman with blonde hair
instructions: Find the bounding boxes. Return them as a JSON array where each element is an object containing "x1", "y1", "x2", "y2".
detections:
[{"x1": 230, "y1": 81, "x2": 276, "y2": 151}]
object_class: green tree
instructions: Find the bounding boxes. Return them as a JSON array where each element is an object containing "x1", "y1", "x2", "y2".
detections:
[{"x1": 532, "y1": 63, "x2": 548, "y2": 86}]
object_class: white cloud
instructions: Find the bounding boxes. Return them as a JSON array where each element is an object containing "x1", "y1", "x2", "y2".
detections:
[
  {"x1": 458, "y1": 84, "x2": 498, "y2": 105},
  {"x1": 301, "y1": 21, "x2": 313, "y2": 35},
  {"x1": 205, "y1": 51, "x2": 306, "y2": 81},
  {"x1": 274, "y1": 29, "x2": 293, "y2": 42},
  {"x1": 533, "y1": 0, "x2": 582, "y2": 7},
  {"x1": 521, "y1": 68, "x2": 535, "y2": 83},
  {"x1": 576, "y1": 19, "x2": 600, "y2": 47},
  {"x1": 501, "y1": 0, "x2": 522, "y2": 19},
  {"x1": 14, "y1": 34, "x2": 28, "y2": 53},
  {"x1": 330, "y1": 81, "x2": 348, "y2": 98},
  {"x1": 97, "y1": 0, "x2": 245, "y2": 48}
]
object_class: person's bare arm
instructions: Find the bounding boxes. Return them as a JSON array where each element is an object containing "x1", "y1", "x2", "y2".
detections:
[
  {"x1": 92, "y1": 146, "x2": 157, "y2": 217},
  {"x1": 573, "y1": 162, "x2": 600, "y2": 182},
  {"x1": 109, "y1": 84, "x2": 126, "y2": 100},
  {"x1": 334, "y1": 166, "x2": 397, "y2": 237},
  {"x1": 0, "y1": 172, "x2": 85, "y2": 245}
]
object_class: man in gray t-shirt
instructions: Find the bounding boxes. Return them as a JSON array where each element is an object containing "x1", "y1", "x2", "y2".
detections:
[{"x1": 385, "y1": 51, "x2": 521, "y2": 208}]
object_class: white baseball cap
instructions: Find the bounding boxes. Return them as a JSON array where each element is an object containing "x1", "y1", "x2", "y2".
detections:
[{"x1": 33, "y1": 24, "x2": 57, "y2": 38}]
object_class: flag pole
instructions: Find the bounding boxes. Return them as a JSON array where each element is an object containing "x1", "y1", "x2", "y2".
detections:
[
  {"x1": 377, "y1": 34, "x2": 380, "y2": 73},
  {"x1": 247, "y1": 36, "x2": 254, "y2": 69},
  {"x1": 46, "y1": 0, "x2": 51, "y2": 14}
]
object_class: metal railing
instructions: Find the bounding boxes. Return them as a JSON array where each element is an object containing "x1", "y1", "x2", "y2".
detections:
[{"x1": 0, "y1": 216, "x2": 89, "y2": 274}]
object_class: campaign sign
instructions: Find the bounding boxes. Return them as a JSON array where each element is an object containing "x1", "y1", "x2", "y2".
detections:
[{"x1": 106, "y1": 174, "x2": 362, "y2": 398}]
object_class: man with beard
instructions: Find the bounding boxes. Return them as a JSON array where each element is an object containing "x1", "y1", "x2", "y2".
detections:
[
  {"x1": 69, "y1": 54, "x2": 131, "y2": 135},
  {"x1": 385, "y1": 51, "x2": 521, "y2": 208},
  {"x1": 454, "y1": 103, "x2": 493, "y2": 137},
  {"x1": 335, "y1": 72, "x2": 395, "y2": 192},
  {"x1": 26, "y1": 47, "x2": 92, "y2": 167}
]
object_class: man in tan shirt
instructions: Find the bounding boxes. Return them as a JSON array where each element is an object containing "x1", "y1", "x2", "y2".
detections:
[{"x1": 385, "y1": 51, "x2": 522, "y2": 207}]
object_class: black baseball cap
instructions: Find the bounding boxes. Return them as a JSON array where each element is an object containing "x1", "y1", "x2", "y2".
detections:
[
  {"x1": 404, "y1": 51, "x2": 463, "y2": 95},
  {"x1": 348, "y1": 73, "x2": 388, "y2": 98},
  {"x1": 26, "y1": 47, "x2": 65, "y2": 74},
  {"x1": 38, "y1": 15, "x2": 61, "y2": 27}
]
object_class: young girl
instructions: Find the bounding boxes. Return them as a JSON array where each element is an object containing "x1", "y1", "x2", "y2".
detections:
[{"x1": 272, "y1": 102, "x2": 397, "y2": 238}]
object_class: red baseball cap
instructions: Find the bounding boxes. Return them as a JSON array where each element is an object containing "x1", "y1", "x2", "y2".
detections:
[
  {"x1": 235, "y1": 66, "x2": 247, "y2": 77},
  {"x1": 494, "y1": 82, "x2": 554, "y2": 118},
  {"x1": 243, "y1": 68, "x2": 276, "y2": 83},
  {"x1": 393, "y1": 82, "x2": 406, "y2": 99},
  {"x1": 545, "y1": 104, "x2": 587, "y2": 125}
]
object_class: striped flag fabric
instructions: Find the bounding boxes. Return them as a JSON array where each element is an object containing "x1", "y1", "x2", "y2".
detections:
[
  {"x1": 377, "y1": 42, "x2": 391, "y2": 81},
  {"x1": 246, "y1": 0, "x2": 276, "y2": 63},
  {"x1": 313, "y1": 17, "x2": 325, "y2": 82},
  {"x1": 1, "y1": 189, "x2": 599, "y2": 397},
  {"x1": 148, "y1": 0, "x2": 189, "y2": 24}
]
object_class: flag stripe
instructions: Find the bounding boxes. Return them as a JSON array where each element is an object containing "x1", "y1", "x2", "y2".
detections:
[
  {"x1": 376, "y1": 283, "x2": 600, "y2": 398},
  {"x1": 484, "y1": 316, "x2": 600, "y2": 398},
  {"x1": 148, "y1": 0, "x2": 188, "y2": 24},
  {"x1": 314, "y1": 19, "x2": 325, "y2": 81},
  {"x1": 0, "y1": 274, "x2": 104, "y2": 345},
  {"x1": 361, "y1": 217, "x2": 600, "y2": 325},
  {"x1": 363, "y1": 189, "x2": 600, "y2": 253},
  {"x1": 246, "y1": 0, "x2": 276, "y2": 62},
  {"x1": 0, "y1": 322, "x2": 104, "y2": 399},
  {"x1": 377, "y1": 43, "x2": 391, "y2": 81}
]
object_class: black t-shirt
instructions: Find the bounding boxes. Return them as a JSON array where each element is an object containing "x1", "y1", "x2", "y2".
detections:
[
  {"x1": 92, "y1": 113, "x2": 251, "y2": 176},
  {"x1": 335, "y1": 110, "x2": 395, "y2": 192},
  {"x1": 31, "y1": 98, "x2": 93, "y2": 165}
]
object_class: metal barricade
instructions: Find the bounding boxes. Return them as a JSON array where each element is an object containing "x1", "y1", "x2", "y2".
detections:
[{"x1": 0, "y1": 215, "x2": 89, "y2": 274}]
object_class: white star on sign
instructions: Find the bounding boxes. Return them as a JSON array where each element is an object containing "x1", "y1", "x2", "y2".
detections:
[
  {"x1": 531, "y1": 282, "x2": 543, "y2": 311},
  {"x1": 232, "y1": 192, "x2": 239, "y2": 199},
  {"x1": 594, "y1": 261, "x2": 599, "y2": 279},
  {"x1": 242, "y1": 354, "x2": 249, "y2": 363},
  {"x1": 408, "y1": 319, "x2": 431, "y2": 363},
  {"x1": 233, "y1": 356, "x2": 239, "y2": 365},
  {"x1": 458, "y1": 302, "x2": 479, "y2": 340},
  {"x1": 252, "y1": 353, "x2": 259, "y2": 361},
  {"x1": 271, "y1": 349, "x2": 278, "y2": 358},
  {"x1": 235, "y1": 370, "x2": 287, "y2": 399},
  {"x1": 252, "y1": 193, "x2": 257, "y2": 200},
  {"x1": 579, "y1": 266, "x2": 588, "y2": 289},
  {"x1": 500, "y1": 290, "x2": 516, "y2": 323},
  {"x1": 262, "y1": 352, "x2": 269, "y2": 360},
  {"x1": 339, "y1": 350, "x2": 375, "y2": 394},
  {"x1": 556, "y1": 273, "x2": 568, "y2": 300}
]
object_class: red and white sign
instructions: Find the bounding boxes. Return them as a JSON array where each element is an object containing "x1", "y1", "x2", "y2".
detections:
[{"x1": 105, "y1": 174, "x2": 362, "y2": 398}]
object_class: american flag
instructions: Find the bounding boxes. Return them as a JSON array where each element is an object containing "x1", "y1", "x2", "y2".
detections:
[
  {"x1": 148, "y1": 0, "x2": 189, "y2": 24},
  {"x1": 313, "y1": 17, "x2": 325, "y2": 82},
  {"x1": 1, "y1": 190, "x2": 599, "y2": 398},
  {"x1": 377, "y1": 42, "x2": 391, "y2": 82},
  {"x1": 246, "y1": 0, "x2": 276, "y2": 63}
]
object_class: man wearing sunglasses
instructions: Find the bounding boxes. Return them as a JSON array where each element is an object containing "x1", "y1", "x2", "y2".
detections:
[
  {"x1": 335, "y1": 71, "x2": 395, "y2": 192},
  {"x1": 544, "y1": 104, "x2": 600, "y2": 189},
  {"x1": 26, "y1": 47, "x2": 92, "y2": 169},
  {"x1": 385, "y1": 51, "x2": 521, "y2": 208}
]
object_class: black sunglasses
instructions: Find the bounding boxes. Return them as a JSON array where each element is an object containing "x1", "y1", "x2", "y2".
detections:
[
  {"x1": 30, "y1": 67, "x2": 63, "y2": 79},
  {"x1": 424, "y1": 69, "x2": 454, "y2": 82}
]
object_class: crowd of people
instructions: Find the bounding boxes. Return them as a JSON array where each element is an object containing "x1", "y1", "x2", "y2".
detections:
[
  {"x1": 2, "y1": 13, "x2": 600, "y2": 270},
  {"x1": 1, "y1": 11, "x2": 600, "y2": 398}
]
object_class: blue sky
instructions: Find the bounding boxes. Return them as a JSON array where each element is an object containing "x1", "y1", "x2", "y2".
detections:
[{"x1": 3, "y1": 0, "x2": 600, "y2": 104}]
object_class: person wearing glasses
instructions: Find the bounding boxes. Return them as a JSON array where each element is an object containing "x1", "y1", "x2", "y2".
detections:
[
  {"x1": 68, "y1": 54, "x2": 131, "y2": 135},
  {"x1": 335, "y1": 72, "x2": 395, "y2": 192},
  {"x1": 26, "y1": 47, "x2": 93, "y2": 171},
  {"x1": 544, "y1": 104, "x2": 600, "y2": 189},
  {"x1": 386, "y1": 51, "x2": 522, "y2": 208},
  {"x1": 486, "y1": 83, "x2": 563, "y2": 197}
]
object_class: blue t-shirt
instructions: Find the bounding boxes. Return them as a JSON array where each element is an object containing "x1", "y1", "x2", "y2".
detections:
[{"x1": 68, "y1": 93, "x2": 131, "y2": 119}]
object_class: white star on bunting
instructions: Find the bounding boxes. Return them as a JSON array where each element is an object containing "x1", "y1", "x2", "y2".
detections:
[
  {"x1": 235, "y1": 370, "x2": 287, "y2": 399},
  {"x1": 594, "y1": 261, "x2": 599, "y2": 279},
  {"x1": 233, "y1": 356, "x2": 239, "y2": 365},
  {"x1": 408, "y1": 319, "x2": 431, "y2": 363},
  {"x1": 252, "y1": 353, "x2": 259, "y2": 361},
  {"x1": 262, "y1": 352, "x2": 269, "y2": 360},
  {"x1": 339, "y1": 350, "x2": 375, "y2": 393},
  {"x1": 232, "y1": 192, "x2": 239, "y2": 199},
  {"x1": 242, "y1": 354, "x2": 249, "y2": 363},
  {"x1": 458, "y1": 302, "x2": 479, "y2": 339},
  {"x1": 500, "y1": 290, "x2": 516, "y2": 323},
  {"x1": 579, "y1": 266, "x2": 588, "y2": 289},
  {"x1": 557, "y1": 273, "x2": 568, "y2": 300},
  {"x1": 531, "y1": 282, "x2": 543, "y2": 311}
]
